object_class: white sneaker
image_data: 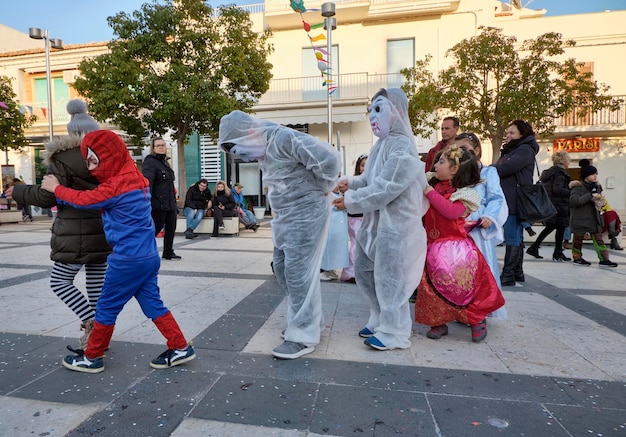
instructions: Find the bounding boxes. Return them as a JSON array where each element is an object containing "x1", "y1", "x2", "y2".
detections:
[
  {"x1": 272, "y1": 341, "x2": 314, "y2": 359},
  {"x1": 320, "y1": 270, "x2": 339, "y2": 281}
]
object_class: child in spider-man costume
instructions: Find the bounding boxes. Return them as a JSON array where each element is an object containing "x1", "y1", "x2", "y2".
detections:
[{"x1": 42, "y1": 130, "x2": 195, "y2": 373}]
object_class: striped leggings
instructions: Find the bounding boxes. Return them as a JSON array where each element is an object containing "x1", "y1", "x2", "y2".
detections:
[{"x1": 50, "y1": 262, "x2": 107, "y2": 322}]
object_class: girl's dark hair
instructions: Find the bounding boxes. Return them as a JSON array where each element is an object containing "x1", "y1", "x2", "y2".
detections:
[
  {"x1": 509, "y1": 119, "x2": 534, "y2": 139},
  {"x1": 445, "y1": 144, "x2": 481, "y2": 188},
  {"x1": 354, "y1": 154, "x2": 368, "y2": 176}
]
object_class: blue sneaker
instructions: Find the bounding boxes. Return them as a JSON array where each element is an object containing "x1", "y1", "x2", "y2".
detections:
[
  {"x1": 150, "y1": 345, "x2": 196, "y2": 369},
  {"x1": 358, "y1": 327, "x2": 374, "y2": 338},
  {"x1": 62, "y1": 352, "x2": 104, "y2": 373},
  {"x1": 364, "y1": 336, "x2": 389, "y2": 351}
]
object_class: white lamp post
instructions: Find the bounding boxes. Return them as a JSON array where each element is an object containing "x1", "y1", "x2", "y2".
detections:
[
  {"x1": 29, "y1": 27, "x2": 63, "y2": 141},
  {"x1": 321, "y1": 3, "x2": 336, "y2": 148}
]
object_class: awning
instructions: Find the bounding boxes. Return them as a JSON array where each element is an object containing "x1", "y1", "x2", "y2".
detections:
[{"x1": 254, "y1": 104, "x2": 367, "y2": 125}]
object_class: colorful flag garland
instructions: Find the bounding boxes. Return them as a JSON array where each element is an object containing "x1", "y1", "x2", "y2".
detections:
[{"x1": 290, "y1": 1, "x2": 337, "y2": 95}]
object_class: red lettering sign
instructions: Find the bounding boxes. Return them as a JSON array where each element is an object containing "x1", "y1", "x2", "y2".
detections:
[{"x1": 553, "y1": 138, "x2": 600, "y2": 153}]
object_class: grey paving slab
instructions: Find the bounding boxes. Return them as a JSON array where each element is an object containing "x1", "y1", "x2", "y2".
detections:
[
  {"x1": 544, "y1": 404, "x2": 626, "y2": 437},
  {"x1": 192, "y1": 373, "x2": 319, "y2": 430},
  {"x1": 427, "y1": 395, "x2": 571, "y2": 436},
  {"x1": 310, "y1": 384, "x2": 436, "y2": 436},
  {"x1": 64, "y1": 369, "x2": 219, "y2": 437}
]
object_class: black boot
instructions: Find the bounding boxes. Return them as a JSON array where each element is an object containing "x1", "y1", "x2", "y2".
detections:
[
  {"x1": 611, "y1": 237, "x2": 623, "y2": 250},
  {"x1": 500, "y1": 245, "x2": 519, "y2": 286},
  {"x1": 526, "y1": 244, "x2": 543, "y2": 259},
  {"x1": 514, "y1": 244, "x2": 525, "y2": 282},
  {"x1": 184, "y1": 227, "x2": 197, "y2": 239}
]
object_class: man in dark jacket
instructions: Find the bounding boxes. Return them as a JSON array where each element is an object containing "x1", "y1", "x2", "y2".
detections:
[
  {"x1": 183, "y1": 179, "x2": 212, "y2": 239},
  {"x1": 142, "y1": 138, "x2": 180, "y2": 260},
  {"x1": 424, "y1": 116, "x2": 459, "y2": 171}
]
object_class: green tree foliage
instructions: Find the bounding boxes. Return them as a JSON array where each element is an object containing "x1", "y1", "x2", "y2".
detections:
[
  {"x1": 73, "y1": 0, "x2": 273, "y2": 188},
  {"x1": 402, "y1": 26, "x2": 621, "y2": 162},
  {"x1": 0, "y1": 76, "x2": 37, "y2": 161}
]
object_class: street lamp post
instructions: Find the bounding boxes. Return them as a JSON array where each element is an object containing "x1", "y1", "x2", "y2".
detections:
[
  {"x1": 28, "y1": 27, "x2": 63, "y2": 141},
  {"x1": 321, "y1": 3, "x2": 336, "y2": 148}
]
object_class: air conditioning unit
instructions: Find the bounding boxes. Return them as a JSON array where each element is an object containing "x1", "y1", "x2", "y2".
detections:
[{"x1": 63, "y1": 70, "x2": 81, "y2": 84}]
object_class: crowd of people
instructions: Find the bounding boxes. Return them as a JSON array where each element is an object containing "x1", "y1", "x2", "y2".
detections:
[{"x1": 2, "y1": 90, "x2": 623, "y2": 368}]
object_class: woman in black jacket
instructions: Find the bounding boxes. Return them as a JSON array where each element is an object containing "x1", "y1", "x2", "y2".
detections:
[
  {"x1": 142, "y1": 138, "x2": 180, "y2": 260},
  {"x1": 526, "y1": 150, "x2": 572, "y2": 261},
  {"x1": 492, "y1": 120, "x2": 539, "y2": 286},
  {"x1": 211, "y1": 180, "x2": 237, "y2": 237},
  {"x1": 10, "y1": 134, "x2": 111, "y2": 349}
]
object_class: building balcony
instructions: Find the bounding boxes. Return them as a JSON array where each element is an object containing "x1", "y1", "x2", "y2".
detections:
[
  {"x1": 253, "y1": 72, "x2": 404, "y2": 124},
  {"x1": 22, "y1": 85, "x2": 625, "y2": 141},
  {"x1": 256, "y1": 72, "x2": 406, "y2": 107},
  {"x1": 554, "y1": 95, "x2": 626, "y2": 136}
]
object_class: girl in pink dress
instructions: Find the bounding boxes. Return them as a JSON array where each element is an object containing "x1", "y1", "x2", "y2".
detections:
[
  {"x1": 415, "y1": 145, "x2": 505, "y2": 342},
  {"x1": 340, "y1": 154, "x2": 368, "y2": 283}
]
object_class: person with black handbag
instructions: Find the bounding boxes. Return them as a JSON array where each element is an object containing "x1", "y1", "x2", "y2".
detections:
[
  {"x1": 525, "y1": 150, "x2": 572, "y2": 262},
  {"x1": 492, "y1": 120, "x2": 539, "y2": 286}
]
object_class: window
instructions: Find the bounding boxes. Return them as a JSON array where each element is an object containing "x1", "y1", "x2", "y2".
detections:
[
  {"x1": 34, "y1": 77, "x2": 70, "y2": 122},
  {"x1": 387, "y1": 39, "x2": 415, "y2": 89}
]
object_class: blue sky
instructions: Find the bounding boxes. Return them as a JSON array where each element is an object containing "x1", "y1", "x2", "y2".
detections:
[{"x1": 3, "y1": 0, "x2": 625, "y2": 45}]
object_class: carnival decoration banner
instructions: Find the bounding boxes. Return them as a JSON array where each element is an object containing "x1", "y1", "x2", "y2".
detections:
[{"x1": 290, "y1": 0, "x2": 337, "y2": 95}]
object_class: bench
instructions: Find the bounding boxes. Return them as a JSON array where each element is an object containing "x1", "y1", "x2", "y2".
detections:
[
  {"x1": 176, "y1": 215, "x2": 240, "y2": 236},
  {"x1": 0, "y1": 199, "x2": 22, "y2": 224}
]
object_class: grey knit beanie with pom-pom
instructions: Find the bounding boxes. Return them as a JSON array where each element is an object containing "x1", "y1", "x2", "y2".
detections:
[{"x1": 66, "y1": 99, "x2": 100, "y2": 135}]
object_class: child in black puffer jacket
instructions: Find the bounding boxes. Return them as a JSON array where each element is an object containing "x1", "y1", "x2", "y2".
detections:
[{"x1": 569, "y1": 161, "x2": 617, "y2": 267}]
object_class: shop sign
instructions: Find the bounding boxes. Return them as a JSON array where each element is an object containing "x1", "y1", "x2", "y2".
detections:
[{"x1": 553, "y1": 138, "x2": 600, "y2": 153}]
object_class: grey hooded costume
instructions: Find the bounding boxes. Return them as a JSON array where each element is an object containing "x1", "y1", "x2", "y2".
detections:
[
  {"x1": 342, "y1": 88, "x2": 429, "y2": 350},
  {"x1": 218, "y1": 111, "x2": 341, "y2": 347}
]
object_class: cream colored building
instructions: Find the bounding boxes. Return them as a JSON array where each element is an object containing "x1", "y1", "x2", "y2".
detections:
[{"x1": 1, "y1": 1, "x2": 625, "y2": 212}]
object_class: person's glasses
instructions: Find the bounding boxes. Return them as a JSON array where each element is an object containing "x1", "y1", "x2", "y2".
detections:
[{"x1": 154, "y1": 143, "x2": 166, "y2": 147}]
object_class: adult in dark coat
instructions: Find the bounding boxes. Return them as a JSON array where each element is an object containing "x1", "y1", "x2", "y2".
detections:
[
  {"x1": 9, "y1": 132, "x2": 111, "y2": 349},
  {"x1": 142, "y1": 138, "x2": 180, "y2": 260},
  {"x1": 492, "y1": 119, "x2": 539, "y2": 286},
  {"x1": 526, "y1": 150, "x2": 572, "y2": 261}
]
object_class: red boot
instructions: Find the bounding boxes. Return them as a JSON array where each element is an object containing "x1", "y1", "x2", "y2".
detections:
[
  {"x1": 153, "y1": 311, "x2": 188, "y2": 350},
  {"x1": 63, "y1": 321, "x2": 114, "y2": 373},
  {"x1": 85, "y1": 321, "x2": 115, "y2": 358},
  {"x1": 151, "y1": 312, "x2": 195, "y2": 369}
]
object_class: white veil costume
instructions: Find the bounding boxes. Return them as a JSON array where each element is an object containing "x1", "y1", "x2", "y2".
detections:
[
  {"x1": 219, "y1": 111, "x2": 341, "y2": 347},
  {"x1": 342, "y1": 88, "x2": 429, "y2": 349}
]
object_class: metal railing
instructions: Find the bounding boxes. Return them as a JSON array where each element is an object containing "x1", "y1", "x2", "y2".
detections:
[
  {"x1": 256, "y1": 72, "x2": 405, "y2": 105},
  {"x1": 24, "y1": 84, "x2": 625, "y2": 130},
  {"x1": 20, "y1": 99, "x2": 71, "y2": 125},
  {"x1": 554, "y1": 96, "x2": 626, "y2": 127}
]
